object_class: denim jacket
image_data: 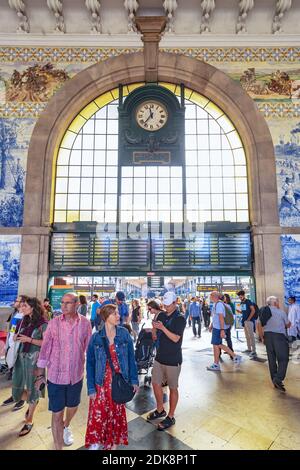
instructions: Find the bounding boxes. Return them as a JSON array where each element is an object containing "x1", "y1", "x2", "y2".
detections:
[{"x1": 86, "y1": 325, "x2": 138, "y2": 396}]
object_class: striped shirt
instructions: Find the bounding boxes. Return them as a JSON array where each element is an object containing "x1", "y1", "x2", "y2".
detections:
[{"x1": 37, "y1": 313, "x2": 92, "y2": 385}]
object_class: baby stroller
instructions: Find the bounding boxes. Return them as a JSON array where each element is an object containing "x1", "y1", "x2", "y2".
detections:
[{"x1": 135, "y1": 324, "x2": 156, "y2": 386}]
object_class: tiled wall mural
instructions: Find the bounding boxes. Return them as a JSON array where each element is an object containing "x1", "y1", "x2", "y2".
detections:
[
  {"x1": 0, "y1": 235, "x2": 21, "y2": 307},
  {"x1": 0, "y1": 118, "x2": 35, "y2": 227},
  {"x1": 281, "y1": 235, "x2": 300, "y2": 303}
]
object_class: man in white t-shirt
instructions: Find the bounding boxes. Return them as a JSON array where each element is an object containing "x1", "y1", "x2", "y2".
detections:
[
  {"x1": 207, "y1": 291, "x2": 242, "y2": 372},
  {"x1": 287, "y1": 296, "x2": 300, "y2": 342}
]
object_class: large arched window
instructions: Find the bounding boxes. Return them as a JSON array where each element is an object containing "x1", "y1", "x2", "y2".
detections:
[{"x1": 54, "y1": 83, "x2": 248, "y2": 224}]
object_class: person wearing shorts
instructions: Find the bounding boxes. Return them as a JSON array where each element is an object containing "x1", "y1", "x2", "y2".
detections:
[
  {"x1": 36, "y1": 293, "x2": 92, "y2": 450},
  {"x1": 147, "y1": 291, "x2": 186, "y2": 431}
]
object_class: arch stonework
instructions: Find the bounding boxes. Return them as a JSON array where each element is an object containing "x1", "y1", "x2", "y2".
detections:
[{"x1": 21, "y1": 51, "x2": 283, "y2": 305}]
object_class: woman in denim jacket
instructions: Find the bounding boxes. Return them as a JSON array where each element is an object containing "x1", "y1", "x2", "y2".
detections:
[{"x1": 85, "y1": 303, "x2": 139, "y2": 450}]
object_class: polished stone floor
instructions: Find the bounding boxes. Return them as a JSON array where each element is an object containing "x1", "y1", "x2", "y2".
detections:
[{"x1": 1, "y1": 327, "x2": 300, "y2": 450}]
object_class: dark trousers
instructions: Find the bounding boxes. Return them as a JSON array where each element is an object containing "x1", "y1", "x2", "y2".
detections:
[
  {"x1": 185, "y1": 310, "x2": 191, "y2": 327},
  {"x1": 192, "y1": 317, "x2": 201, "y2": 337},
  {"x1": 202, "y1": 311, "x2": 210, "y2": 328},
  {"x1": 225, "y1": 327, "x2": 234, "y2": 352},
  {"x1": 264, "y1": 332, "x2": 289, "y2": 384}
]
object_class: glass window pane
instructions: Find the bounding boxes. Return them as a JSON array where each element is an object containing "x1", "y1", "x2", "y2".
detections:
[
  {"x1": 105, "y1": 211, "x2": 117, "y2": 222},
  {"x1": 94, "y1": 151, "x2": 106, "y2": 165},
  {"x1": 186, "y1": 178, "x2": 198, "y2": 193},
  {"x1": 224, "y1": 194, "x2": 236, "y2": 210},
  {"x1": 186, "y1": 120, "x2": 197, "y2": 134},
  {"x1": 121, "y1": 211, "x2": 132, "y2": 222},
  {"x1": 67, "y1": 211, "x2": 79, "y2": 222},
  {"x1": 197, "y1": 119, "x2": 208, "y2": 134},
  {"x1": 69, "y1": 166, "x2": 81, "y2": 177},
  {"x1": 171, "y1": 211, "x2": 183, "y2": 222},
  {"x1": 158, "y1": 178, "x2": 169, "y2": 193},
  {"x1": 185, "y1": 104, "x2": 196, "y2": 119},
  {"x1": 82, "y1": 119, "x2": 95, "y2": 134},
  {"x1": 210, "y1": 150, "x2": 222, "y2": 166},
  {"x1": 105, "y1": 195, "x2": 117, "y2": 210},
  {"x1": 211, "y1": 178, "x2": 223, "y2": 193},
  {"x1": 186, "y1": 151, "x2": 197, "y2": 165},
  {"x1": 54, "y1": 211, "x2": 66, "y2": 222},
  {"x1": 107, "y1": 105, "x2": 118, "y2": 119},
  {"x1": 61, "y1": 130, "x2": 77, "y2": 149},
  {"x1": 225, "y1": 211, "x2": 237, "y2": 222},
  {"x1": 186, "y1": 166, "x2": 198, "y2": 177},
  {"x1": 82, "y1": 134, "x2": 94, "y2": 150},
  {"x1": 209, "y1": 119, "x2": 220, "y2": 134},
  {"x1": 146, "y1": 178, "x2": 158, "y2": 193},
  {"x1": 171, "y1": 167, "x2": 182, "y2": 177},
  {"x1": 235, "y1": 166, "x2": 247, "y2": 177},
  {"x1": 57, "y1": 148, "x2": 70, "y2": 165},
  {"x1": 95, "y1": 119, "x2": 106, "y2": 134},
  {"x1": 146, "y1": 210, "x2": 158, "y2": 221},
  {"x1": 187, "y1": 211, "x2": 198, "y2": 222},
  {"x1": 223, "y1": 178, "x2": 235, "y2": 193},
  {"x1": 227, "y1": 130, "x2": 242, "y2": 149},
  {"x1": 233, "y1": 148, "x2": 246, "y2": 165},
  {"x1": 56, "y1": 166, "x2": 68, "y2": 177},
  {"x1": 73, "y1": 134, "x2": 82, "y2": 150},
  {"x1": 198, "y1": 151, "x2": 209, "y2": 165},
  {"x1": 68, "y1": 178, "x2": 80, "y2": 193},
  {"x1": 80, "y1": 211, "x2": 92, "y2": 221},
  {"x1": 133, "y1": 210, "x2": 145, "y2": 222},
  {"x1": 236, "y1": 194, "x2": 248, "y2": 209},
  {"x1": 197, "y1": 135, "x2": 209, "y2": 149},
  {"x1": 211, "y1": 210, "x2": 224, "y2": 221},
  {"x1": 81, "y1": 166, "x2": 93, "y2": 177},
  {"x1": 93, "y1": 178, "x2": 105, "y2": 193},
  {"x1": 107, "y1": 135, "x2": 118, "y2": 149},
  {"x1": 95, "y1": 135, "x2": 106, "y2": 149},
  {"x1": 187, "y1": 194, "x2": 198, "y2": 209},
  {"x1": 198, "y1": 166, "x2": 210, "y2": 177},
  {"x1": 69, "y1": 150, "x2": 81, "y2": 166},
  {"x1": 146, "y1": 167, "x2": 157, "y2": 177},
  {"x1": 107, "y1": 151, "x2": 118, "y2": 165},
  {"x1": 82, "y1": 150, "x2": 94, "y2": 165},
  {"x1": 186, "y1": 135, "x2": 197, "y2": 150},
  {"x1": 222, "y1": 166, "x2": 234, "y2": 177},
  {"x1": 199, "y1": 210, "x2": 211, "y2": 222},
  {"x1": 198, "y1": 178, "x2": 211, "y2": 193},
  {"x1": 56, "y1": 178, "x2": 68, "y2": 193},
  {"x1": 237, "y1": 210, "x2": 249, "y2": 222},
  {"x1": 210, "y1": 166, "x2": 222, "y2": 177},
  {"x1": 81, "y1": 178, "x2": 93, "y2": 193},
  {"x1": 218, "y1": 115, "x2": 235, "y2": 133},
  {"x1": 135, "y1": 178, "x2": 145, "y2": 193},
  {"x1": 133, "y1": 194, "x2": 145, "y2": 210},
  {"x1": 170, "y1": 194, "x2": 182, "y2": 209},
  {"x1": 105, "y1": 178, "x2": 118, "y2": 193},
  {"x1": 146, "y1": 194, "x2": 157, "y2": 210},
  {"x1": 158, "y1": 211, "x2": 170, "y2": 222},
  {"x1": 235, "y1": 178, "x2": 247, "y2": 193},
  {"x1": 171, "y1": 178, "x2": 182, "y2": 193},
  {"x1": 55, "y1": 194, "x2": 67, "y2": 210},
  {"x1": 92, "y1": 211, "x2": 104, "y2": 222},
  {"x1": 210, "y1": 134, "x2": 221, "y2": 149},
  {"x1": 134, "y1": 167, "x2": 145, "y2": 177},
  {"x1": 159, "y1": 194, "x2": 170, "y2": 209},
  {"x1": 122, "y1": 167, "x2": 133, "y2": 177},
  {"x1": 211, "y1": 194, "x2": 223, "y2": 210},
  {"x1": 122, "y1": 177, "x2": 133, "y2": 193},
  {"x1": 107, "y1": 120, "x2": 118, "y2": 134},
  {"x1": 67, "y1": 194, "x2": 80, "y2": 210},
  {"x1": 199, "y1": 194, "x2": 211, "y2": 209},
  {"x1": 93, "y1": 194, "x2": 105, "y2": 209},
  {"x1": 94, "y1": 166, "x2": 105, "y2": 177},
  {"x1": 80, "y1": 194, "x2": 92, "y2": 210},
  {"x1": 205, "y1": 101, "x2": 223, "y2": 119},
  {"x1": 106, "y1": 166, "x2": 118, "y2": 177}
]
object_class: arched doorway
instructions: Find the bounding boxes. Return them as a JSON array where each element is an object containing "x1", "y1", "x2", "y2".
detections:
[{"x1": 20, "y1": 52, "x2": 283, "y2": 305}]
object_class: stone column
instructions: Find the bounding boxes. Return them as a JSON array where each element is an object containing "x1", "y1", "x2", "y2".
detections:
[{"x1": 252, "y1": 228, "x2": 284, "y2": 308}]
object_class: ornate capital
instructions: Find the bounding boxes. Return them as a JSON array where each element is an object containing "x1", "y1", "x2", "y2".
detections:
[
  {"x1": 47, "y1": 0, "x2": 65, "y2": 34},
  {"x1": 272, "y1": 0, "x2": 292, "y2": 34},
  {"x1": 8, "y1": 0, "x2": 30, "y2": 34},
  {"x1": 135, "y1": 16, "x2": 167, "y2": 82},
  {"x1": 236, "y1": 0, "x2": 255, "y2": 34},
  {"x1": 85, "y1": 0, "x2": 102, "y2": 34},
  {"x1": 124, "y1": 0, "x2": 139, "y2": 33}
]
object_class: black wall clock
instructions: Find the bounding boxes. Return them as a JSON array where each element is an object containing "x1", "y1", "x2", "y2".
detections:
[{"x1": 118, "y1": 84, "x2": 185, "y2": 166}]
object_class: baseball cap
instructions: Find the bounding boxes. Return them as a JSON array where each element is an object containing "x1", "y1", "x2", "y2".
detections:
[
  {"x1": 116, "y1": 291, "x2": 125, "y2": 301},
  {"x1": 163, "y1": 291, "x2": 177, "y2": 306}
]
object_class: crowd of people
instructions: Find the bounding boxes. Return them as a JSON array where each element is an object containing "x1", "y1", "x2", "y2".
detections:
[{"x1": 0, "y1": 288, "x2": 299, "y2": 450}]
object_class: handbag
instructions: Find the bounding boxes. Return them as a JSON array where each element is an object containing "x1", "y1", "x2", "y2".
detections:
[
  {"x1": 5, "y1": 317, "x2": 24, "y2": 369},
  {"x1": 102, "y1": 338, "x2": 135, "y2": 404}
]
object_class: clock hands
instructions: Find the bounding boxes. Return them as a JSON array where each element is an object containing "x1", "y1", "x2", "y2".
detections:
[{"x1": 144, "y1": 109, "x2": 154, "y2": 124}]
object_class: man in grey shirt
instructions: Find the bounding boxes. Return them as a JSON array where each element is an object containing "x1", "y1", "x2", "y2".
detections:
[{"x1": 258, "y1": 296, "x2": 291, "y2": 392}]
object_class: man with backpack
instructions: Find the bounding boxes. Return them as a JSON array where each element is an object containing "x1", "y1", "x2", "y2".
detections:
[
  {"x1": 237, "y1": 290, "x2": 257, "y2": 359},
  {"x1": 115, "y1": 291, "x2": 129, "y2": 326}
]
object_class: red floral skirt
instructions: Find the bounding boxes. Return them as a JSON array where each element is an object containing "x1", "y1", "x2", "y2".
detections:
[{"x1": 85, "y1": 344, "x2": 128, "y2": 449}]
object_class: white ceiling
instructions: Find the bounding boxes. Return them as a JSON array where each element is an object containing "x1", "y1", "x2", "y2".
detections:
[{"x1": 1, "y1": 0, "x2": 299, "y2": 39}]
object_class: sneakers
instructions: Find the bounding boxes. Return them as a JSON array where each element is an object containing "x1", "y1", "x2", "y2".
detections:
[
  {"x1": 206, "y1": 363, "x2": 221, "y2": 372},
  {"x1": 88, "y1": 443, "x2": 101, "y2": 450},
  {"x1": 2, "y1": 396, "x2": 14, "y2": 406},
  {"x1": 63, "y1": 426, "x2": 74, "y2": 446},
  {"x1": 249, "y1": 352, "x2": 257, "y2": 359},
  {"x1": 242, "y1": 349, "x2": 251, "y2": 354},
  {"x1": 233, "y1": 355, "x2": 243, "y2": 365},
  {"x1": 12, "y1": 400, "x2": 25, "y2": 411}
]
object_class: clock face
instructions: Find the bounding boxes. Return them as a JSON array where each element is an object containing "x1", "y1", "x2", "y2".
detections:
[{"x1": 135, "y1": 101, "x2": 168, "y2": 131}]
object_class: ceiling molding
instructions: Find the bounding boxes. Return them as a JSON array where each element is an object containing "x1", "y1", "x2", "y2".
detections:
[{"x1": 0, "y1": 33, "x2": 300, "y2": 48}]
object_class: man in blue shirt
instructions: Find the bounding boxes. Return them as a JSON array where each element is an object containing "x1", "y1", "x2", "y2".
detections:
[
  {"x1": 90, "y1": 294, "x2": 101, "y2": 329},
  {"x1": 189, "y1": 297, "x2": 202, "y2": 338},
  {"x1": 115, "y1": 291, "x2": 129, "y2": 325},
  {"x1": 237, "y1": 290, "x2": 257, "y2": 358}
]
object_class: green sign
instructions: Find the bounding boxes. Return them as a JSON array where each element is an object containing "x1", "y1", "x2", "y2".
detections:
[{"x1": 49, "y1": 286, "x2": 74, "y2": 310}]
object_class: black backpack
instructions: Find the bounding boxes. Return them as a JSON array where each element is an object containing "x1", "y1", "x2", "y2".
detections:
[{"x1": 258, "y1": 306, "x2": 272, "y2": 327}]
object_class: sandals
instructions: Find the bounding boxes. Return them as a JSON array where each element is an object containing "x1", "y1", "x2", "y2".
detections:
[
  {"x1": 157, "y1": 416, "x2": 175, "y2": 431},
  {"x1": 19, "y1": 423, "x2": 33, "y2": 437},
  {"x1": 147, "y1": 409, "x2": 166, "y2": 421}
]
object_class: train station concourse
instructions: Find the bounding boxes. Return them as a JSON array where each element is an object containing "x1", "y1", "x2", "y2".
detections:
[{"x1": 0, "y1": 0, "x2": 300, "y2": 452}]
